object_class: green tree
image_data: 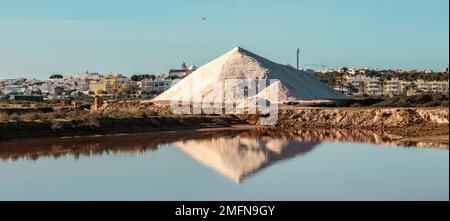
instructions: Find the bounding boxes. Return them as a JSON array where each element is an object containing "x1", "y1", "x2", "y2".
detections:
[
  {"x1": 359, "y1": 81, "x2": 366, "y2": 95},
  {"x1": 54, "y1": 86, "x2": 65, "y2": 95},
  {"x1": 131, "y1": 74, "x2": 156, "y2": 81},
  {"x1": 118, "y1": 84, "x2": 139, "y2": 96},
  {"x1": 347, "y1": 82, "x2": 355, "y2": 93},
  {"x1": 338, "y1": 69, "x2": 347, "y2": 91},
  {"x1": 49, "y1": 74, "x2": 64, "y2": 79},
  {"x1": 96, "y1": 89, "x2": 106, "y2": 95},
  {"x1": 408, "y1": 80, "x2": 417, "y2": 89},
  {"x1": 377, "y1": 78, "x2": 386, "y2": 96}
]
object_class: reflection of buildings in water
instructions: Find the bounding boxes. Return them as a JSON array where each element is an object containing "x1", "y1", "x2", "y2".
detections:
[
  {"x1": 175, "y1": 137, "x2": 318, "y2": 183},
  {"x1": 0, "y1": 130, "x2": 230, "y2": 161},
  {"x1": 0, "y1": 128, "x2": 447, "y2": 163}
]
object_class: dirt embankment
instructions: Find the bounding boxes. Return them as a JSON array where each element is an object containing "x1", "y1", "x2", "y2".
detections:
[
  {"x1": 238, "y1": 107, "x2": 449, "y2": 137},
  {"x1": 279, "y1": 107, "x2": 448, "y2": 127},
  {"x1": 98, "y1": 100, "x2": 172, "y2": 115},
  {"x1": 1, "y1": 99, "x2": 448, "y2": 141},
  {"x1": 0, "y1": 107, "x2": 54, "y2": 115},
  {"x1": 100, "y1": 101, "x2": 449, "y2": 137},
  {"x1": 0, "y1": 115, "x2": 246, "y2": 141}
]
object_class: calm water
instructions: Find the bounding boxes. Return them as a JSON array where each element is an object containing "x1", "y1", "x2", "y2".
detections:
[{"x1": 0, "y1": 129, "x2": 448, "y2": 200}]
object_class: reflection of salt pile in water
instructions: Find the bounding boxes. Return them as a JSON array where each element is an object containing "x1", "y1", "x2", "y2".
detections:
[
  {"x1": 152, "y1": 47, "x2": 346, "y2": 105},
  {"x1": 175, "y1": 137, "x2": 317, "y2": 183}
]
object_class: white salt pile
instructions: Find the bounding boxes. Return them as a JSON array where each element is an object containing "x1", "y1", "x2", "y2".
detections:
[{"x1": 152, "y1": 47, "x2": 346, "y2": 104}]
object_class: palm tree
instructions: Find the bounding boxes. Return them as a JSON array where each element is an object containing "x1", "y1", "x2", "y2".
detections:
[
  {"x1": 338, "y1": 69, "x2": 348, "y2": 92},
  {"x1": 405, "y1": 80, "x2": 417, "y2": 90},
  {"x1": 347, "y1": 82, "x2": 354, "y2": 94},
  {"x1": 359, "y1": 81, "x2": 366, "y2": 95},
  {"x1": 404, "y1": 80, "x2": 418, "y2": 96},
  {"x1": 54, "y1": 86, "x2": 65, "y2": 96},
  {"x1": 377, "y1": 78, "x2": 386, "y2": 96},
  {"x1": 410, "y1": 81, "x2": 417, "y2": 90}
]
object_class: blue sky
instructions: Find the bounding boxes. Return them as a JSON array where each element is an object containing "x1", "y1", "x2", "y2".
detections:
[{"x1": 0, "y1": 0, "x2": 448, "y2": 79}]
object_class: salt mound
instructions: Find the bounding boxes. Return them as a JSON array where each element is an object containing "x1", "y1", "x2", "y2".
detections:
[{"x1": 152, "y1": 47, "x2": 346, "y2": 104}]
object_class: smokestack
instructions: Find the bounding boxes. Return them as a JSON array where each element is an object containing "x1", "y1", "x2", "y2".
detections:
[{"x1": 296, "y1": 48, "x2": 300, "y2": 70}]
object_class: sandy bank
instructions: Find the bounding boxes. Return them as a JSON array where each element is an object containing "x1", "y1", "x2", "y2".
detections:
[
  {"x1": 0, "y1": 115, "x2": 246, "y2": 141},
  {"x1": 1, "y1": 103, "x2": 448, "y2": 142},
  {"x1": 236, "y1": 107, "x2": 449, "y2": 136}
]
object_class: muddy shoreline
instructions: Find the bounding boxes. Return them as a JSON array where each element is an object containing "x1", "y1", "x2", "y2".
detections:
[
  {"x1": 238, "y1": 107, "x2": 449, "y2": 137},
  {"x1": 2, "y1": 118, "x2": 447, "y2": 142},
  {"x1": 0, "y1": 115, "x2": 247, "y2": 141},
  {"x1": 1, "y1": 107, "x2": 448, "y2": 143}
]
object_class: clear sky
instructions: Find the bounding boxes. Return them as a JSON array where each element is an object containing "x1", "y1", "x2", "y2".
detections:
[{"x1": 0, "y1": 0, "x2": 448, "y2": 79}]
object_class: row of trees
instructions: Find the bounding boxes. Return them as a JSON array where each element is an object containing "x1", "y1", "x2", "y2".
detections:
[
  {"x1": 130, "y1": 74, "x2": 156, "y2": 81},
  {"x1": 49, "y1": 74, "x2": 159, "y2": 81},
  {"x1": 389, "y1": 72, "x2": 449, "y2": 82},
  {"x1": 49, "y1": 74, "x2": 64, "y2": 79},
  {"x1": 315, "y1": 68, "x2": 432, "y2": 96}
]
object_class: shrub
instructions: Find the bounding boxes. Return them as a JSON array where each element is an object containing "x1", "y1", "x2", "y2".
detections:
[
  {"x1": 9, "y1": 113, "x2": 20, "y2": 121},
  {"x1": 21, "y1": 113, "x2": 40, "y2": 121},
  {"x1": 372, "y1": 93, "x2": 448, "y2": 107},
  {"x1": 349, "y1": 102, "x2": 363, "y2": 107},
  {"x1": 51, "y1": 121, "x2": 65, "y2": 131},
  {"x1": 0, "y1": 112, "x2": 9, "y2": 121}
]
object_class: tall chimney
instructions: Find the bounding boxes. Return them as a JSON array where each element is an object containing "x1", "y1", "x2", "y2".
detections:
[{"x1": 296, "y1": 48, "x2": 300, "y2": 70}]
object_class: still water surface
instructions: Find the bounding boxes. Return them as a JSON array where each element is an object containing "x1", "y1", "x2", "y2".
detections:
[{"x1": 0, "y1": 129, "x2": 448, "y2": 200}]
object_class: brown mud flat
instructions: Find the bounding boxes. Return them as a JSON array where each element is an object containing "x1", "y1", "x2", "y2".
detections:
[
  {"x1": 0, "y1": 115, "x2": 246, "y2": 141},
  {"x1": 104, "y1": 101, "x2": 449, "y2": 136},
  {"x1": 0, "y1": 107, "x2": 54, "y2": 115},
  {"x1": 238, "y1": 107, "x2": 449, "y2": 137},
  {"x1": 0, "y1": 105, "x2": 448, "y2": 143},
  {"x1": 0, "y1": 127, "x2": 447, "y2": 162}
]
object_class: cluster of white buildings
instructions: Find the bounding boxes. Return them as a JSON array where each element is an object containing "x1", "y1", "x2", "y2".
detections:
[
  {"x1": 317, "y1": 67, "x2": 449, "y2": 96},
  {"x1": 0, "y1": 72, "x2": 104, "y2": 99},
  {"x1": 139, "y1": 62, "x2": 195, "y2": 93},
  {"x1": 339, "y1": 75, "x2": 449, "y2": 96},
  {"x1": 0, "y1": 62, "x2": 198, "y2": 100},
  {"x1": 2, "y1": 64, "x2": 447, "y2": 100},
  {"x1": 318, "y1": 67, "x2": 437, "y2": 75},
  {"x1": 319, "y1": 67, "x2": 382, "y2": 74}
]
